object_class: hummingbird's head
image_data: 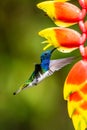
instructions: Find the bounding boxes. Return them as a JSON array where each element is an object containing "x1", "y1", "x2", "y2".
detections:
[{"x1": 41, "y1": 48, "x2": 56, "y2": 61}]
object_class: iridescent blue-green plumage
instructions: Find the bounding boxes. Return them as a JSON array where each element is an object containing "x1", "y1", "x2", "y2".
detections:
[
  {"x1": 26, "y1": 49, "x2": 55, "y2": 83},
  {"x1": 40, "y1": 50, "x2": 52, "y2": 72},
  {"x1": 13, "y1": 48, "x2": 75, "y2": 95},
  {"x1": 40, "y1": 48, "x2": 57, "y2": 72},
  {"x1": 13, "y1": 48, "x2": 56, "y2": 95}
]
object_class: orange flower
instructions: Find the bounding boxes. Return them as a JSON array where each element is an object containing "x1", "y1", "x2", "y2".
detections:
[
  {"x1": 64, "y1": 47, "x2": 87, "y2": 130},
  {"x1": 37, "y1": 1, "x2": 81, "y2": 27},
  {"x1": 39, "y1": 27, "x2": 81, "y2": 53}
]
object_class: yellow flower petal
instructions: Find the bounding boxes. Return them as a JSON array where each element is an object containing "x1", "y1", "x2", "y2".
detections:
[
  {"x1": 39, "y1": 27, "x2": 81, "y2": 53},
  {"x1": 55, "y1": 20, "x2": 76, "y2": 27},
  {"x1": 37, "y1": 1, "x2": 81, "y2": 27},
  {"x1": 72, "y1": 114, "x2": 86, "y2": 130}
]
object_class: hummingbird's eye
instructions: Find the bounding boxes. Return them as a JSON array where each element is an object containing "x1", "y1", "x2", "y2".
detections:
[{"x1": 44, "y1": 53, "x2": 47, "y2": 55}]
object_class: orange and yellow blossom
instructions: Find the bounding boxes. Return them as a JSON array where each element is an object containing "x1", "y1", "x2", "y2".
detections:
[
  {"x1": 39, "y1": 27, "x2": 82, "y2": 53},
  {"x1": 64, "y1": 47, "x2": 87, "y2": 130},
  {"x1": 37, "y1": 1, "x2": 82, "y2": 27}
]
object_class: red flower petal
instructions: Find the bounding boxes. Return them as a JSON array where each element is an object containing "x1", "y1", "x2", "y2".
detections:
[
  {"x1": 79, "y1": 0, "x2": 87, "y2": 10},
  {"x1": 39, "y1": 27, "x2": 81, "y2": 52},
  {"x1": 73, "y1": 110, "x2": 80, "y2": 115},
  {"x1": 64, "y1": 46, "x2": 87, "y2": 130},
  {"x1": 54, "y1": 28, "x2": 81, "y2": 48},
  {"x1": 54, "y1": 2, "x2": 81, "y2": 23},
  {"x1": 37, "y1": 1, "x2": 81, "y2": 27},
  {"x1": 80, "y1": 83, "x2": 87, "y2": 94},
  {"x1": 64, "y1": 47, "x2": 87, "y2": 100},
  {"x1": 69, "y1": 92, "x2": 82, "y2": 102},
  {"x1": 80, "y1": 101, "x2": 87, "y2": 110},
  {"x1": 66, "y1": 60, "x2": 87, "y2": 85}
]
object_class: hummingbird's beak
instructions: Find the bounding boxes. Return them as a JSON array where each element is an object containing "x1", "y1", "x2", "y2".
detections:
[{"x1": 50, "y1": 48, "x2": 57, "y2": 54}]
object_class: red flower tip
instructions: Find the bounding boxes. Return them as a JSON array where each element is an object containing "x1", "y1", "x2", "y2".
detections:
[
  {"x1": 37, "y1": 1, "x2": 82, "y2": 27},
  {"x1": 39, "y1": 27, "x2": 82, "y2": 53},
  {"x1": 79, "y1": 0, "x2": 87, "y2": 10}
]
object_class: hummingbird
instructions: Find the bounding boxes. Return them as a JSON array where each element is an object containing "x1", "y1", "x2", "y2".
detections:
[{"x1": 13, "y1": 48, "x2": 75, "y2": 95}]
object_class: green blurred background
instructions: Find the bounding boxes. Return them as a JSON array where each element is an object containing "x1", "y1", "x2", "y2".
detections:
[{"x1": 0, "y1": 0, "x2": 80, "y2": 130}]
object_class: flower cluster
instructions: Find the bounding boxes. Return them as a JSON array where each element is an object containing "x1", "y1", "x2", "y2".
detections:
[{"x1": 37, "y1": 0, "x2": 87, "y2": 130}]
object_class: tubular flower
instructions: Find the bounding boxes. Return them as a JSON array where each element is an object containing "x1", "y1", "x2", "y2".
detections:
[
  {"x1": 64, "y1": 47, "x2": 87, "y2": 130},
  {"x1": 39, "y1": 27, "x2": 82, "y2": 53},
  {"x1": 37, "y1": 1, "x2": 82, "y2": 27}
]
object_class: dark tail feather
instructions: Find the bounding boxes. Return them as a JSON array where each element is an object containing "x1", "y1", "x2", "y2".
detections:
[{"x1": 13, "y1": 84, "x2": 28, "y2": 95}]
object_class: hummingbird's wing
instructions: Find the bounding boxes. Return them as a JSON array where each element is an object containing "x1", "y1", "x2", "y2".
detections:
[
  {"x1": 13, "y1": 57, "x2": 75, "y2": 95},
  {"x1": 30, "y1": 57, "x2": 75, "y2": 83},
  {"x1": 49, "y1": 56, "x2": 75, "y2": 72},
  {"x1": 29, "y1": 57, "x2": 75, "y2": 84}
]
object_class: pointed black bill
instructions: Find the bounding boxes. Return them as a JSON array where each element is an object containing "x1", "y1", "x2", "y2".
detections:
[{"x1": 50, "y1": 48, "x2": 57, "y2": 54}]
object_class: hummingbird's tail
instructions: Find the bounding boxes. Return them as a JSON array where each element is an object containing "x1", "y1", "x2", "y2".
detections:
[
  {"x1": 13, "y1": 83, "x2": 29, "y2": 95},
  {"x1": 13, "y1": 87, "x2": 22, "y2": 95}
]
